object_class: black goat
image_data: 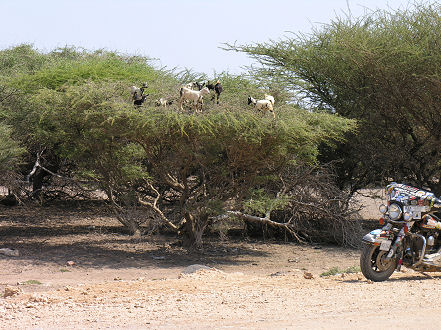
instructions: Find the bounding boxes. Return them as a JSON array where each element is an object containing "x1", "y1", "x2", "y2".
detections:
[
  {"x1": 207, "y1": 80, "x2": 223, "y2": 104},
  {"x1": 195, "y1": 81, "x2": 205, "y2": 90},
  {"x1": 130, "y1": 82, "x2": 149, "y2": 106},
  {"x1": 134, "y1": 95, "x2": 148, "y2": 106}
]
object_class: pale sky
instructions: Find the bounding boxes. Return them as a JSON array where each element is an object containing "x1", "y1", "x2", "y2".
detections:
[{"x1": 1, "y1": 0, "x2": 414, "y2": 74}]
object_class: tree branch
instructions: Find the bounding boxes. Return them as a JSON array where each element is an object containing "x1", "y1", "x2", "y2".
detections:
[
  {"x1": 163, "y1": 173, "x2": 185, "y2": 192},
  {"x1": 137, "y1": 183, "x2": 178, "y2": 231},
  {"x1": 227, "y1": 210, "x2": 305, "y2": 243}
]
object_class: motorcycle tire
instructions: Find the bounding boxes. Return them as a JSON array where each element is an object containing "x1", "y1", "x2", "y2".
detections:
[{"x1": 360, "y1": 243, "x2": 397, "y2": 282}]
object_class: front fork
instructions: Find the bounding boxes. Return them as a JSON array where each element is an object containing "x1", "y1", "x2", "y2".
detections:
[
  {"x1": 385, "y1": 227, "x2": 427, "y2": 270},
  {"x1": 386, "y1": 232, "x2": 404, "y2": 270}
]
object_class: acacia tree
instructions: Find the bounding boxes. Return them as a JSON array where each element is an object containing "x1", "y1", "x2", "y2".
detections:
[
  {"x1": 0, "y1": 124, "x2": 24, "y2": 197},
  {"x1": 225, "y1": 2, "x2": 441, "y2": 194},
  {"x1": 0, "y1": 45, "x2": 178, "y2": 198},
  {"x1": 24, "y1": 78, "x2": 356, "y2": 246},
  {"x1": 130, "y1": 107, "x2": 357, "y2": 246},
  {"x1": 1, "y1": 45, "x2": 358, "y2": 247},
  {"x1": 0, "y1": 45, "x2": 40, "y2": 196}
]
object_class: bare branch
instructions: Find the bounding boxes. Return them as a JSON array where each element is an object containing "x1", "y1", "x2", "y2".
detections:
[
  {"x1": 163, "y1": 173, "x2": 185, "y2": 192},
  {"x1": 137, "y1": 183, "x2": 178, "y2": 231},
  {"x1": 227, "y1": 211, "x2": 305, "y2": 243},
  {"x1": 26, "y1": 149, "x2": 46, "y2": 182}
]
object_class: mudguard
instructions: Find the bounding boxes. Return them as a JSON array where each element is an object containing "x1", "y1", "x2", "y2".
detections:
[{"x1": 362, "y1": 229, "x2": 382, "y2": 244}]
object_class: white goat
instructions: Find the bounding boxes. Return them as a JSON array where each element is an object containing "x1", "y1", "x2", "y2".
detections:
[
  {"x1": 184, "y1": 82, "x2": 196, "y2": 90},
  {"x1": 248, "y1": 96, "x2": 275, "y2": 119},
  {"x1": 184, "y1": 81, "x2": 205, "y2": 90},
  {"x1": 155, "y1": 97, "x2": 173, "y2": 107},
  {"x1": 264, "y1": 94, "x2": 275, "y2": 106},
  {"x1": 179, "y1": 87, "x2": 210, "y2": 111}
]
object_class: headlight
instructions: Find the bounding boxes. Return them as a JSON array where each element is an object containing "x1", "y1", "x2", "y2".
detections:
[
  {"x1": 388, "y1": 203, "x2": 402, "y2": 220},
  {"x1": 379, "y1": 204, "x2": 387, "y2": 214}
]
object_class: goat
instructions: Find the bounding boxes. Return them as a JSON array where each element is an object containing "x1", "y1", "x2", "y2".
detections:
[
  {"x1": 130, "y1": 82, "x2": 149, "y2": 106},
  {"x1": 134, "y1": 95, "x2": 148, "y2": 106},
  {"x1": 195, "y1": 81, "x2": 205, "y2": 90},
  {"x1": 264, "y1": 94, "x2": 275, "y2": 106},
  {"x1": 184, "y1": 82, "x2": 196, "y2": 90},
  {"x1": 155, "y1": 98, "x2": 173, "y2": 107},
  {"x1": 248, "y1": 96, "x2": 275, "y2": 119},
  {"x1": 179, "y1": 87, "x2": 210, "y2": 112},
  {"x1": 184, "y1": 81, "x2": 205, "y2": 91},
  {"x1": 207, "y1": 80, "x2": 223, "y2": 104}
]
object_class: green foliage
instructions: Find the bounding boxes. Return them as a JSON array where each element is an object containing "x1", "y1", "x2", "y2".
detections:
[
  {"x1": 18, "y1": 280, "x2": 42, "y2": 285},
  {"x1": 59, "y1": 268, "x2": 71, "y2": 273},
  {"x1": 226, "y1": 2, "x2": 441, "y2": 193},
  {"x1": 0, "y1": 123, "x2": 24, "y2": 173},
  {"x1": 243, "y1": 188, "x2": 290, "y2": 215},
  {"x1": 0, "y1": 44, "x2": 357, "y2": 245},
  {"x1": 128, "y1": 103, "x2": 354, "y2": 177},
  {"x1": 0, "y1": 44, "x2": 47, "y2": 77},
  {"x1": 28, "y1": 81, "x2": 150, "y2": 199},
  {"x1": 9, "y1": 50, "x2": 160, "y2": 92}
]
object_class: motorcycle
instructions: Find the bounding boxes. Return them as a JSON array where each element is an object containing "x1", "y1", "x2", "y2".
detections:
[{"x1": 360, "y1": 182, "x2": 441, "y2": 281}]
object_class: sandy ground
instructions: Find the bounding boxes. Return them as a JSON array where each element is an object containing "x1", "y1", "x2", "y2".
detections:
[{"x1": 1, "y1": 201, "x2": 441, "y2": 329}]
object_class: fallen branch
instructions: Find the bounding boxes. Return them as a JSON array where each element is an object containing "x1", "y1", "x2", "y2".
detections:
[{"x1": 227, "y1": 210, "x2": 305, "y2": 243}]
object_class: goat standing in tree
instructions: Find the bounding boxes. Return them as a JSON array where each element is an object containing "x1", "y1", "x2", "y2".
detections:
[
  {"x1": 179, "y1": 87, "x2": 211, "y2": 112},
  {"x1": 185, "y1": 81, "x2": 206, "y2": 90},
  {"x1": 248, "y1": 95, "x2": 276, "y2": 119},
  {"x1": 155, "y1": 98, "x2": 174, "y2": 107},
  {"x1": 207, "y1": 80, "x2": 223, "y2": 105},
  {"x1": 130, "y1": 82, "x2": 149, "y2": 106}
]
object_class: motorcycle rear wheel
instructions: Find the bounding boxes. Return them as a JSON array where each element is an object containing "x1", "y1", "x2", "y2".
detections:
[{"x1": 360, "y1": 243, "x2": 397, "y2": 282}]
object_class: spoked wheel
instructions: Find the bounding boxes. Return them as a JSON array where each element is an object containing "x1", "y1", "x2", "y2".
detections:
[{"x1": 360, "y1": 243, "x2": 397, "y2": 282}]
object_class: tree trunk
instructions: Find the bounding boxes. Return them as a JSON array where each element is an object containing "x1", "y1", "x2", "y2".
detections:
[
  {"x1": 181, "y1": 212, "x2": 197, "y2": 248},
  {"x1": 114, "y1": 212, "x2": 142, "y2": 238},
  {"x1": 180, "y1": 212, "x2": 207, "y2": 249},
  {"x1": 32, "y1": 168, "x2": 45, "y2": 199}
]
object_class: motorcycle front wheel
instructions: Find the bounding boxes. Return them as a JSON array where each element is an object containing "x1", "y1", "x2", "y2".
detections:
[{"x1": 360, "y1": 243, "x2": 397, "y2": 282}]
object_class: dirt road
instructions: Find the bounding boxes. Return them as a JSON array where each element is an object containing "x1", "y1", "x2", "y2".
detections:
[
  {"x1": 2, "y1": 245, "x2": 441, "y2": 329},
  {"x1": 1, "y1": 263, "x2": 441, "y2": 329},
  {"x1": 1, "y1": 204, "x2": 441, "y2": 329}
]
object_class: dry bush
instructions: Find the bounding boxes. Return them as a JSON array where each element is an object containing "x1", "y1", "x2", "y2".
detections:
[{"x1": 242, "y1": 163, "x2": 363, "y2": 247}]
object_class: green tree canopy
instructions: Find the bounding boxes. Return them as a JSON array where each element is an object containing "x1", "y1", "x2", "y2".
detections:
[
  {"x1": 0, "y1": 123, "x2": 24, "y2": 174},
  {"x1": 0, "y1": 45, "x2": 357, "y2": 246},
  {"x1": 225, "y1": 2, "x2": 441, "y2": 194},
  {"x1": 26, "y1": 79, "x2": 355, "y2": 245}
]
